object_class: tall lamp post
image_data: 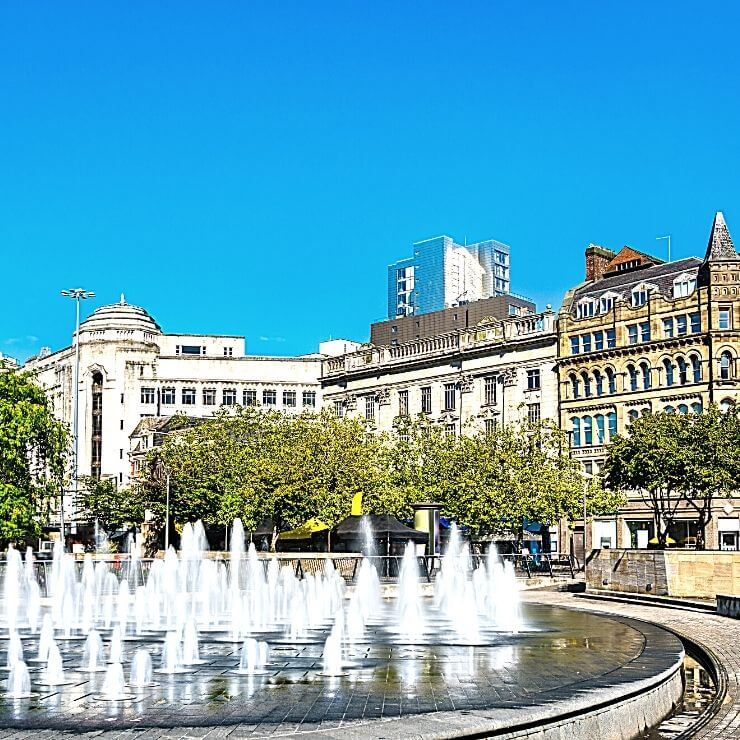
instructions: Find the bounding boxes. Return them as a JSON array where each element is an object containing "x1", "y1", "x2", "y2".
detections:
[{"x1": 60, "y1": 288, "x2": 95, "y2": 548}]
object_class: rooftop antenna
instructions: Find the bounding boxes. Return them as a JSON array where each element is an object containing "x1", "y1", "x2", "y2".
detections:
[{"x1": 656, "y1": 235, "x2": 671, "y2": 262}]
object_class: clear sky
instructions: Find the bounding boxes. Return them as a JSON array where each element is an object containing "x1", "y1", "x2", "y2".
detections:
[{"x1": 2, "y1": 1, "x2": 740, "y2": 362}]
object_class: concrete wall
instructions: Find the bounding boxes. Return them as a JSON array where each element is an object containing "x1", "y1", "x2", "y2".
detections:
[{"x1": 587, "y1": 548, "x2": 740, "y2": 598}]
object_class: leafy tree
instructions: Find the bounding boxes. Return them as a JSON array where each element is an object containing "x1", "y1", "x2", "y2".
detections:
[
  {"x1": 0, "y1": 367, "x2": 68, "y2": 545},
  {"x1": 76, "y1": 476, "x2": 142, "y2": 535},
  {"x1": 604, "y1": 407, "x2": 739, "y2": 548}
]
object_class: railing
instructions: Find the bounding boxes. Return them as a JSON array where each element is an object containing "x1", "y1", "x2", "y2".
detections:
[
  {"x1": 0, "y1": 552, "x2": 576, "y2": 594},
  {"x1": 323, "y1": 311, "x2": 555, "y2": 377}
]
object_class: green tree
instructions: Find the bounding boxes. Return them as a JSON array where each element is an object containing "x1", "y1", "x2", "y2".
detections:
[
  {"x1": 604, "y1": 407, "x2": 739, "y2": 548},
  {"x1": 0, "y1": 367, "x2": 68, "y2": 545},
  {"x1": 77, "y1": 476, "x2": 142, "y2": 535}
]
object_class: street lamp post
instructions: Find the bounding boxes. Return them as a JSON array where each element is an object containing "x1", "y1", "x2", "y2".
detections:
[{"x1": 60, "y1": 288, "x2": 95, "y2": 549}]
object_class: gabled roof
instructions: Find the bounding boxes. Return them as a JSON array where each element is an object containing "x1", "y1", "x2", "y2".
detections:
[
  {"x1": 704, "y1": 211, "x2": 738, "y2": 262},
  {"x1": 572, "y1": 256, "x2": 702, "y2": 303},
  {"x1": 603, "y1": 246, "x2": 664, "y2": 276}
]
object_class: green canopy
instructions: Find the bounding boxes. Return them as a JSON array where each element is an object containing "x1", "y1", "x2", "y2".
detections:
[{"x1": 277, "y1": 518, "x2": 330, "y2": 541}]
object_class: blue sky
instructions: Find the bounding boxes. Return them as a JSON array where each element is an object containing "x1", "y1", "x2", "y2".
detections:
[{"x1": 2, "y1": 1, "x2": 740, "y2": 362}]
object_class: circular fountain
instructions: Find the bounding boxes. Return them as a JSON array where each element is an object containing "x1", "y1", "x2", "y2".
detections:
[{"x1": 0, "y1": 520, "x2": 685, "y2": 737}]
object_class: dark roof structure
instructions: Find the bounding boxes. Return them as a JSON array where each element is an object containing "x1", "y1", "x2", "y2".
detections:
[
  {"x1": 572, "y1": 256, "x2": 702, "y2": 304},
  {"x1": 332, "y1": 514, "x2": 428, "y2": 542}
]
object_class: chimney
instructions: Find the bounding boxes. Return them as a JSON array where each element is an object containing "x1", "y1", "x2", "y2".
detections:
[{"x1": 585, "y1": 244, "x2": 616, "y2": 282}]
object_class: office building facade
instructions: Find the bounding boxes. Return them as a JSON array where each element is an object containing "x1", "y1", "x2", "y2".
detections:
[{"x1": 387, "y1": 235, "x2": 510, "y2": 319}]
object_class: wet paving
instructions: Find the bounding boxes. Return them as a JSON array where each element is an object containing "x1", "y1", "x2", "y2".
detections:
[{"x1": 0, "y1": 604, "x2": 658, "y2": 733}]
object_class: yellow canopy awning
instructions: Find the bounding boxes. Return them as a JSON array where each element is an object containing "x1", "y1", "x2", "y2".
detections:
[
  {"x1": 648, "y1": 536, "x2": 676, "y2": 544},
  {"x1": 277, "y1": 518, "x2": 330, "y2": 540}
]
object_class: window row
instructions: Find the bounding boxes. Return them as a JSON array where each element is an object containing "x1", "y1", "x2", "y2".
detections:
[
  {"x1": 571, "y1": 412, "x2": 617, "y2": 447},
  {"x1": 662, "y1": 313, "x2": 701, "y2": 338},
  {"x1": 570, "y1": 329, "x2": 616, "y2": 355},
  {"x1": 574, "y1": 276, "x2": 697, "y2": 320},
  {"x1": 174, "y1": 344, "x2": 236, "y2": 357},
  {"x1": 141, "y1": 387, "x2": 316, "y2": 408},
  {"x1": 568, "y1": 356, "x2": 707, "y2": 398}
]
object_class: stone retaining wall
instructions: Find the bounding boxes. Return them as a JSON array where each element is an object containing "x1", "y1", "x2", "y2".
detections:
[{"x1": 586, "y1": 549, "x2": 740, "y2": 597}]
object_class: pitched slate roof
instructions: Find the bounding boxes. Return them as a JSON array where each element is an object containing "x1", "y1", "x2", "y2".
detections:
[{"x1": 571, "y1": 256, "x2": 702, "y2": 305}]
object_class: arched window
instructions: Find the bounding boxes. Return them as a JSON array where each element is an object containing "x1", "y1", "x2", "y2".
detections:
[
  {"x1": 594, "y1": 369, "x2": 604, "y2": 396},
  {"x1": 571, "y1": 417, "x2": 581, "y2": 447},
  {"x1": 677, "y1": 357, "x2": 688, "y2": 385},
  {"x1": 663, "y1": 358, "x2": 674, "y2": 386},
  {"x1": 640, "y1": 362, "x2": 651, "y2": 390},
  {"x1": 720, "y1": 398, "x2": 735, "y2": 413},
  {"x1": 606, "y1": 367, "x2": 616, "y2": 394},
  {"x1": 677, "y1": 404, "x2": 689, "y2": 414},
  {"x1": 607, "y1": 411, "x2": 617, "y2": 439},
  {"x1": 570, "y1": 373, "x2": 580, "y2": 399},
  {"x1": 594, "y1": 414, "x2": 605, "y2": 444},
  {"x1": 628, "y1": 409, "x2": 639, "y2": 424},
  {"x1": 627, "y1": 364, "x2": 638, "y2": 392},
  {"x1": 691, "y1": 402, "x2": 702, "y2": 414},
  {"x1": 583, "y1": 415, "x2": 593, "y2": 445},
  {"x1": 581, "y1": 371, "x2": 592, "y2": 398},
  {"x1": 720, "y1": 351, "x2": 733, "y2": 380},
  {"x1": 665, "y1": 405, "x2": 675, "y2": 414},
  {"x1": 690, "y1": 355, "x2": 702, "y2": 383}
]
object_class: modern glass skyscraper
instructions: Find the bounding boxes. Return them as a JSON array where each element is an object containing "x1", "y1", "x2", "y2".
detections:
[{"x1": 387, "y1": 235, "x2": 510, "y2": 318}]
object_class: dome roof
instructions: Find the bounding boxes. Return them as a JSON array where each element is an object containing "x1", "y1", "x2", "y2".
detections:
[{"x1": 80, "y1": 295, "x2": 161, "y2": 333}]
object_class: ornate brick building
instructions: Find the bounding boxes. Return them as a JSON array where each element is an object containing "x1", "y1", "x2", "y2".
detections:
[{"x1": 557, "y1": 212, "x2": 740, "y2": 552}]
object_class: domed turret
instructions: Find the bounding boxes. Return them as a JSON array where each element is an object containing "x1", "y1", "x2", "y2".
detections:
[{"x1": 79, "y1": 295, "x2": 161, "y2": 334}]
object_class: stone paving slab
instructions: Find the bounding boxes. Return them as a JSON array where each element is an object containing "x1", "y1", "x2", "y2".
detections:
[{"x1": 520, "y1": 590, "x2": 740, "y2": 740}]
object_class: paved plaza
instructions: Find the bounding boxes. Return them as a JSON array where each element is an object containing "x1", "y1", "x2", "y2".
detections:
[{"x1": 0, "y1": 602, "x2": 685, "y2": 739}]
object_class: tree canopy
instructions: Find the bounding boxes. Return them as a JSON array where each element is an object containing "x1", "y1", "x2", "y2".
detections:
[
  {"x1": 0, "y1": 367, "x2": 69, "y2": 545},
  {"x1": 604, "y1": 406, "x2": 740, "y2": 547},
  {"x1": 133, "y1": 407, "x2": 620, "y2": 549}
]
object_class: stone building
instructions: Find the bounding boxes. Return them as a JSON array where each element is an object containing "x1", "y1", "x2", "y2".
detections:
[
  {"x1": 23, "y1": 298, "x2": 327, "y2": 509},
  {"x1": 557, "y1": 212, "x2": 740, "y2": 553}
]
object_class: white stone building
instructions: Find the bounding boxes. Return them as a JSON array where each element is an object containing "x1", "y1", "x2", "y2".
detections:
[
  {"x1": 23, "y1": 298, "x2": 337, "y2": 499},
  {"x1": 321, "y1": 310, "x2": 558, "y2": 435}
]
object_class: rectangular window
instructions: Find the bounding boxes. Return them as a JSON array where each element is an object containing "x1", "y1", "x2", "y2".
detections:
[
  {"x1": 421, "y1": 386, "x2": 432, "y2": 414},
  {"x1": 484, "y1": 376, "x2": 497, "y2": 405},
  {"x1": 334, "y1": 400, "x2": 344, "y2": 417},
  {"x1": 181, "y1": 345, "x2": 201, "y2": 355},
  {"x1": 398, "y1": 389, "x2": 409, "y2": 416},
  {"x1": 283, "y1": 390, "x2": 297, "y2": 407},
  {"x1": 243, "y1": 389, "x2": 257, "y2": 406},
  {"x1": 676, "y1": 315, "x2": 687, "y2": 335},
  {"x1": 484, "y1": 418, "x2": 497, "y2": 435},
  {"x1": 689, "y1": 313, "x2": 701, "y2": 334},
  {"x1": 526, "y1": 369, "x2": 541, "y2": 391},
  {"x1": 443, "y1": 382, "x2": 456, "y2": 411},
  {"x1": 222, "y1": 389, "x2": 237, "y2": 406},
  {"x1": 527, "y1": 403, "x2": 541, "y2": 423},
  {"x1": 640, "y1": 321, "x2": 651, "y2": 342},
  {"x1": 606, "y1": 328, "x2": 616, "y2": 348},
  {"x1": 162, "y1": 387, "x2": 175, "y2": 405},
  {"x1": 593, "y1": 331, "x2": 604, "y2": 351},
  {"x1": 203, "y1": 388, "x2": 216, "y2": 405},
  {"x1": 582, "y1": 333, "x2": 592, "y2": 353},
  {"x1": 628, "y1": 325, "x2": 638, "y2": 344},
  {"x1": 719, "y1": 306, "x2": 731, "y2": 330},
  {"x1": 223, "y1": 347, "x2": 233, "y2": 357},
  {"x1": 445, "y1": 423, "x2": 456, "y2": 437},
  {"x1": 262, "y1": 389, "x2": 277, "y2": 406},
  {"x1": 663, "y1": 317, "x2": 674, "y2": 338},
  {"x1": 141, "y1": 387, "x2": 155, "y2": 404},
  {"x1": 302, "y1": 391, "x2": 316, "y2": 407},
  {"x1": 182, "y1": 387, "x2": 196, "y2": 405},
  {"x1": 570, "y1": 336, "x2": 579, "y2": 355},
  {"x1": 365, "y1": 396, "x2": 375, "y2": 421}
]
